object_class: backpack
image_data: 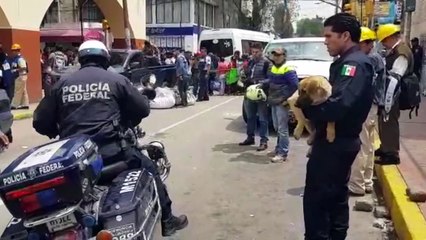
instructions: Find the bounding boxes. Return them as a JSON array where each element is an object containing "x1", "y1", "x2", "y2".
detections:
[
  {"x1": 399, "y1": 73, "x2": 421, "y2": 118},
  {"x1": 51, "y1": 52, "x2": 67, "y2": 71}
]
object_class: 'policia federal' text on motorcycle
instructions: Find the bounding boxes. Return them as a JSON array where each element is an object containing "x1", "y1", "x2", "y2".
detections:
[{"x1": 0, "y1": 75, "x2": 171, "y2": 240}]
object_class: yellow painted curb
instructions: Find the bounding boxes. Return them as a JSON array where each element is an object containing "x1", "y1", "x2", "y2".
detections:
[
  {"x1": 376, "y1": 165, "x2": 426, "y2": 240},
  {"x1": 12, "y1": 111, "x2": 33, "y2": 120}
]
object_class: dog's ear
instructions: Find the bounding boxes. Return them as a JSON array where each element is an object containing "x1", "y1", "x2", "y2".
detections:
[{"x1": 317, "y1": 76, "x2": 332, "y2": 96}]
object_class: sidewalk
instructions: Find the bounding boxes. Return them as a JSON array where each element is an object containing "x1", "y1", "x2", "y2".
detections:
[
  {"x1": 12, "y1": 103, "x2": 38, "y2": 120},
  {"x1": 375, "y1": 97, "x2": 426, "y2": 240}
]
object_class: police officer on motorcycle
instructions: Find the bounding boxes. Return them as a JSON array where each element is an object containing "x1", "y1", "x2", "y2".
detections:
[{"x1": 32, "y1": 40, "x2": 188, "y2": 237}]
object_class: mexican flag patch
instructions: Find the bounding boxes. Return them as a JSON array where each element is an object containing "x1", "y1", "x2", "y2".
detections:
[{"x1": 341, "y1": 64, "x2": 357, "y2": 77}]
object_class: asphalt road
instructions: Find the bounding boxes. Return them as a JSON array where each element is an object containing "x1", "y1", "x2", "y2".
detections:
[{"x1": 0, "y1": 96, "x2": 383, "y2": 240}]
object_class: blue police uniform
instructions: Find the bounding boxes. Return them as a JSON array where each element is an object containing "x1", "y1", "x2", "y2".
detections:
[
  {"x1": 197, "y1": 55, "x2": 211, "y2": 101},
  {"x1": 0, "y1": 58, "x2": 14, "y2": 99},
  {"x1": 301, "y1": 46, "x2": 374, "y2": 239}
]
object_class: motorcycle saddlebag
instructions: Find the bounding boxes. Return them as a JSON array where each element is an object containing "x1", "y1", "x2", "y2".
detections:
[
  {"x1": 0, "y1": 135, "x2": 103, "y2": 219},
  {"x1": 98, "y1": 169, "x2": 160, "y2": 239}
]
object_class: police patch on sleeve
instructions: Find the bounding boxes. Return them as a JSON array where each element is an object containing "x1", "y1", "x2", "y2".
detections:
[{"x1": 341, "y1": 64, "x2": 357, "y2": 77}]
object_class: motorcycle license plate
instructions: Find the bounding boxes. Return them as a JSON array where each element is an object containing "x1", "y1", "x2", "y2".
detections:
[{"x1": 46, "y1": 213, "x2": 77, "y2": 233}]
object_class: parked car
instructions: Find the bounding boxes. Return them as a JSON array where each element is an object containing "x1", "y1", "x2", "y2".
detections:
[
  {"x1": 242, "y1": 37, "x2": 333, "y2": 134},
  {"x1": 49, "y1": 49, "x2": 176, "y2": 91},
  {"x1": 109, "y1": 49, "x2": 177, "y2": 88}
]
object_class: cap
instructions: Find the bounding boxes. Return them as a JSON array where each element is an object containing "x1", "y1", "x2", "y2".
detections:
[{"x1": 271, "y1": 48, "x2": 286, "y2": 55}]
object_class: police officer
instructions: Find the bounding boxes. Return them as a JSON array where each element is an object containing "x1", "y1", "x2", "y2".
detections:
[
  {"x1": 0, "y1": 47, "x2": 13, "y2": 100},
  {"x1": 297, "y1": 13, "x2": 374, "y2": 239},
  {"x1": 375, "y1": 24, "x2": 414, "y2": 165},
  {"x1": 10, "y1": 44, "x2": 29, "y2": 110},
  {"x1": 197, "y1": 47, "x2": 211, "y2": 101},
  {"x1": 32, "y1": 40, "x2": 188, "y2": 237},
  {"x1": 349, "y1": 27, "x2": 386, "y2": 196}
]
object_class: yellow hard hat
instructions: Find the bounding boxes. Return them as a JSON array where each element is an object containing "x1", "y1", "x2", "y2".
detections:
[
  {"x1": 11, "y1": 43, "x2": 21, "y2": 51},
  {"x1": 376, "y1": 24, "x2": 400, "y2": 42},
  {"x1": 360, "y1": 27, "x2": 376, "y2": 42}
]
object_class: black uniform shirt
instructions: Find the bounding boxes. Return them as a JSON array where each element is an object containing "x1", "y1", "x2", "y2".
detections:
[
  {"x1": 33, "y1": 65, "x2": 150, "y2": 143},
  {"x1": 303, "y1": 46, "x2": 374, "y2": 148}
]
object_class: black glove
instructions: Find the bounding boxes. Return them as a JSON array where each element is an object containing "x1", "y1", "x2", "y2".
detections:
[{"x1": 141, "y1": 88, "x2": 156, "y2": 100}]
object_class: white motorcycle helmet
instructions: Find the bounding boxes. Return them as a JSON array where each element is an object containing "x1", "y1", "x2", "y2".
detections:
[
  {"x1": 78, "y1": 40, "x2": 110, "y2": 68},
  {"x1": 245, "y1": 84, "x2": 267, "y2": 101}
]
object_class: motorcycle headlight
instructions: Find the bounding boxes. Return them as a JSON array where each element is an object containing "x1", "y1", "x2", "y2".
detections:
[{"x1": 149, "y1": 74, "x2": 157, "y2": 85}]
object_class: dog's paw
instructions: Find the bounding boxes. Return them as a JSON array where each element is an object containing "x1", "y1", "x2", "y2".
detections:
[
  {"x1": 306, "y1": 147, "x2": 312, "y2": 158},
  {"x1": 293, "y1": 133, "x2": 301, "y2": 140},
  {"x1": 326, "y1": 134, "x2": 336, "y2": 143},
  {"x1": 293, "y1": 127, "x2": 304, "y2": 140}
]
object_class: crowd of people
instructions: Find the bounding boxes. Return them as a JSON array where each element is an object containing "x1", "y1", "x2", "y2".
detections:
[{"x1": 0, "y1": 11, "x2": 424, "y2": 239}]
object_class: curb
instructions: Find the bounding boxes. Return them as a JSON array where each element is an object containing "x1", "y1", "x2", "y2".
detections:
[
  {"x1": 375, "y1": 165, "x2": 426, "y2": 240},
  {"x1": 12, "y1": 111, "x2": 33, "y2": 120}
]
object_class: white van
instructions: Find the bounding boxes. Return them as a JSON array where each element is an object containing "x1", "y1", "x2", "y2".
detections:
[
  {"x1": 199, "y1": 28, "x2": 275, "y2": 58},
  {"x1": 264, "y1": 37, "x2": 333, "y2": 79}
]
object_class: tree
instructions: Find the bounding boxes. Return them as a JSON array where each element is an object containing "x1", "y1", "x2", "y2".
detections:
[
  {"x1": 274, "y1": 4, "x2": 294, "y2": 37},
  {"x1": 296, "y1": 17, "x2": 324, "y2": 37},
  {"x1": 230, "y1": 0, "x2": 299, "y2": 34}
]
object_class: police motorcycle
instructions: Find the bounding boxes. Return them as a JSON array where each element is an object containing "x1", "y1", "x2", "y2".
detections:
[{"x1": 0, "y1": 75, "x2": 171, "y2": 240}]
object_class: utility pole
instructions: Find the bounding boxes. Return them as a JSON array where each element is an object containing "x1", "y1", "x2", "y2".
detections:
[
  {"x1": 197, "y1": 0, "x2": 201, "y2": 43},
  {"x1": 222, "y1": 0, "x2": 226, "y2": 27},
  {"x1": 405, "y1": 11, "x2": 412, "y2": 43},
  {"x1": 180, "y1": 0, "x2": 183, "y2": 49},
  {"x1": 404, "y1": 0, "x2": 416, "y2": 43},
  {"x1": 122, "y1": 0, "x2": 131, "y2": 50},
  {"x1": 335, "y1": 0, "x2": 339, "y2": 14},
  {"x1": 79, "y1": 0, "x2": 89, "y2": 43}
]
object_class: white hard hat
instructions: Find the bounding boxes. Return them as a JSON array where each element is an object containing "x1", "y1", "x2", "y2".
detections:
[
  {"x1": 78, "y1": 40, "x2": 110, "y2": 61},
  {"x1": 245, "y1": 84, "x2": 267, "y2": 101}
]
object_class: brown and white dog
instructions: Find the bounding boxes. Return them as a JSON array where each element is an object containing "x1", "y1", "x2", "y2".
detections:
[{"x1": 286, "y1": 76, "x2": 334, "y2": 146}]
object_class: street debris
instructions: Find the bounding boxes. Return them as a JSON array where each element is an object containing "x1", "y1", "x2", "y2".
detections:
[
  {"x1": 374, "y1": 206, "x2": 390, "y2": 219},
  {"x1": 406, "y1": 187, "x2": 426, "y2": 202},
  {"x1": 354, "y1": 199, "x2": 374, "y2": 212},
  {"x1": 373, "y1": 218, "x2": 387, "y2": 229}
]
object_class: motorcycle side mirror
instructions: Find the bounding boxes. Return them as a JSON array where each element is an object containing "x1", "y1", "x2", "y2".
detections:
[{"x1": 129, "y1": 61, "x2": 140, "y2": 69}]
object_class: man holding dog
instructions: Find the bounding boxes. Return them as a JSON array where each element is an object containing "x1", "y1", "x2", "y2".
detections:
[
  {"x1": 298, "y1": 13, "x2": 374, "y2": 239},
  {"x1": 349, "y1": 27, "x2": 386, "y2": 196}
]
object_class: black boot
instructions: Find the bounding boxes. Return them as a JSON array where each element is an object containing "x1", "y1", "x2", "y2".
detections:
[
  {"x1": 162, "y1": 215, "x2": 188, "y2": 236},
  {"x1": 239, "y1": 138, "x2": 255, "y2": 146},
  {"x1": 256, "y1": 142, "x2": 268, "y2": 151},
  {"x1": 375, "y1": 152, "x2": 400, "y2": 165}
]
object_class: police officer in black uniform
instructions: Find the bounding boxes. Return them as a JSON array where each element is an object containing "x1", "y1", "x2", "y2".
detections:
[
  {"x1": 296, "y1": 14, "x2": 374, "y2": 240},
  {"x1": 32, "y1": 40, "x2": 188, "y2": 237}
]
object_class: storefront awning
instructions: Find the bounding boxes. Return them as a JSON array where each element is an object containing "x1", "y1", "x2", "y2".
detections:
[{"x1": 40, "y1": 28, "x2": 104, "y2": 43}]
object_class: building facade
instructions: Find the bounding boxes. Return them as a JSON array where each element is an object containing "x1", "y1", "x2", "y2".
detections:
[
  {"x1": 0, "y1": 0, "x2": 147, "y2": 103},
  {"x1": 40, "y1": 0, "x2": 105, "y2": 45},
  {"x1": 146, "y1": 0, "x2": 239, "y2": 52}
]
